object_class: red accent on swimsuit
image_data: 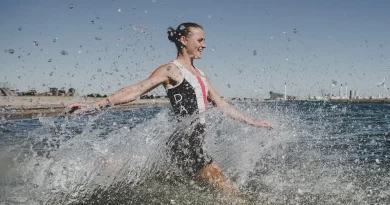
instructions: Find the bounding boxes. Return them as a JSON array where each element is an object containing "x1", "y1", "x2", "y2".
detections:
[{"x1": 196, "y1": 76, "x2": 208, "y2": 108}]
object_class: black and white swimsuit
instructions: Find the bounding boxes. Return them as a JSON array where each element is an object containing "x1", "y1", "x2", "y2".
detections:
[
  {"x1": 166, "y1": 60, "x2": 208, "y2": 123},
  {"x1": 165, "y1": 60, "x2": 212, "y2": 175}
]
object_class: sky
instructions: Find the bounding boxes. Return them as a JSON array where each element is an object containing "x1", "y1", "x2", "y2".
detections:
[{"x1": 1, "y1": 0, "x2": 390, "y2": 99}]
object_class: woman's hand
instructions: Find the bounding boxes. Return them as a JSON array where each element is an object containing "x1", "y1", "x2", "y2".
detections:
[
  {"x1": 65, "y1": 102, "x2": 98, "y2": 114},
  {"x1": 251, "y1": 120, "x2": 273, "y2": 130}
]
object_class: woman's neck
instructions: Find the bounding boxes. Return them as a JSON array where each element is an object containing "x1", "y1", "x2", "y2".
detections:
[{"x1": 176, "y1": 54, "x2": 194, "y2": 68}]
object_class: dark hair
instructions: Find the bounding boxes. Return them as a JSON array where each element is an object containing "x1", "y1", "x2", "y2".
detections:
[{"x1": 167, "y1": 22, "x2": 203, "y2": 53}]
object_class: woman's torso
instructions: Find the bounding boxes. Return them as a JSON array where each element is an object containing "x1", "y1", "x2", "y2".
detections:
[{"x1": 165, "y1": 60, "x2": 208, "y2": 121}]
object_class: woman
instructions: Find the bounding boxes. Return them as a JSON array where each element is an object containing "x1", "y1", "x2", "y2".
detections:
[{"x1": 68, "y1": 22, "x2": 272, "y2": 195}]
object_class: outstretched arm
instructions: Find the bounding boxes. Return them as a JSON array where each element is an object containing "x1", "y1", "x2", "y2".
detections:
[
  {"x1": 206, "y1": 77, "x2": 272, "y2": 129},
  {"x1": 67, "y1": 64, "x2": 171, "y2": 113}
]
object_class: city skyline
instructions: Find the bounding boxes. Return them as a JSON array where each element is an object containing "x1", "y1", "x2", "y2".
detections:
[{"x1": 1, "y1": 0, "x2": 390, "y2": 98}]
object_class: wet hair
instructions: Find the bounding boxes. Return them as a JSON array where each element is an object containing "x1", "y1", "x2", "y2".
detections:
[{"x1": 167, "y1": 22, "x2": 203, "y2": 53}]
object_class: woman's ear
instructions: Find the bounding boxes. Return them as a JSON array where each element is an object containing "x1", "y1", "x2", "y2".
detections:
[{"x1": 180, "y1": 35, "x2": 187, "y2": 47}]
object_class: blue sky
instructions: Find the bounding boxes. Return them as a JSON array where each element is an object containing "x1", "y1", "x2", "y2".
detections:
[{"x1": 1, "y1": 0, "x2": 390, "y2": 98}]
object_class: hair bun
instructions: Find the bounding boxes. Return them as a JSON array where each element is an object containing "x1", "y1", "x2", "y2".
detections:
[{"x1": 167, "y1": 27, "x2": 177, "y2": 42}]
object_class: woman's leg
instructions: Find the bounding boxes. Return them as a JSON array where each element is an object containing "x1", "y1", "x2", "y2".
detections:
[{"x1": 196, "y1": 162, "x2": 238, "y2": 196}]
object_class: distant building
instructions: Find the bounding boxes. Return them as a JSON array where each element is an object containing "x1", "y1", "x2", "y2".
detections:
[
  {"x1": 0, "y1": 82, "x2": 15, "y2": 96},
  {"x1": 349, "y1": 89, "x2": 359, "y2": 99},
  {"x1": 0, "y1": 88, "x2": 10, "y2": 96},
  {"x1": 49, "y1": 88, "x2": 59, "y2": 96},
  {"x1": 269, "y1": 91, "x2": 296, "y2": 101}
]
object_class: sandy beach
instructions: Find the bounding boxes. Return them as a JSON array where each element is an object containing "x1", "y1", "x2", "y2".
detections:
[{"x1": 0, "y1": 96, "x2": 169, "y2": 120}]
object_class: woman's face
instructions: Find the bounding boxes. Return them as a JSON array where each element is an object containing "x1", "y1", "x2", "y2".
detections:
[{"x1": 181, "y1": 27, "x2": 206, "y2": 59}]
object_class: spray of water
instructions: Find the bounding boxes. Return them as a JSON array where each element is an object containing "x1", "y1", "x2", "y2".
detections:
[{"x1": 1, "y1": 102, "x2": 390, "y2": 204}]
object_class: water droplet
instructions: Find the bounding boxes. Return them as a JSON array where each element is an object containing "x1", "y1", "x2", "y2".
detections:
[
  {"x1": 8, "y1": 49, "x2": 15, "y2": 54},
  {"x1": 95, "y1": 36, "x2": 102, "y2": 40},
  {"x1": 253, "y1": 50, "x2": 257, "y2": 56},
  {"x1": 297, "y1": 189, "x2": 303, "y2": 195},
  {"x1": 118, "y1": 8, "x2": 121, "y2": 12},
  {"x1": 227, "y1": 84, "x2": 231, "y2": 88},
  {"x1": 145, "y1": 10, "x2": 148, "y2": 14},
  {"x1": 78, "y1": 50, "x2": 82, "y2": 54},
  {"x1": 293, "y1": 28, "x2": 299, "y2": 33},
  {"x1": 152, "y1": 0, "x2": 156, "y2": 2},
  {"x1": 48, "y1": 58, "x2": 52, "y2": 62},
  {"x1": 61, "y1": 50, "x2": 68, "y2": 55},
  {"x1": 49, "y1": 72, "x2": 53, "y2": 76},
  {"x1": 18, "y1": 27, "x2": 22, "y2": 31},
  {"x1": 69, "y1": 3, "x2": 73, "y2": 9},
  {"x1": 97, "y1": 68, "x2": 102, "y2": 72},
  {"x1": 33, "y1": 40, "x2": 39, "y2": 46},
  {"x1": 179, "y1": 25, "x2": 185, "y2": 30},
  {"x1": 208, "y1": 15, "x2": 211, "y2": 18}
]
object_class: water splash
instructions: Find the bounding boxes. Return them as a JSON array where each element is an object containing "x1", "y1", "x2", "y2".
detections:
[{"x1": 1, "y1": 103, "x2": 390, "y2": 204}]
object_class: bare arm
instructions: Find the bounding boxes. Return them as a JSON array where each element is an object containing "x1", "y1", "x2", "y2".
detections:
[
  {"x1": 206, "y1": 75, "x2": 272, "y2": 129},
  {"x1": 67, "y1": 64, "x2": 171, "y2": 112}
]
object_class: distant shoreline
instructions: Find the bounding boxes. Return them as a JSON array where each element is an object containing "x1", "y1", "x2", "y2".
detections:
[
  {"x1": 1, "y1": 96, "x2": 389, "y2": 120},
  {"x1": 327, "y1": 98, "x2": 390, "y2": 103},
  {"x1": 0, "y1": 96, "x2": 170, "y2": 120}
]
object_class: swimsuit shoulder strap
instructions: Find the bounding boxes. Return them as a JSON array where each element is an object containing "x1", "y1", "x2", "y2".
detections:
[
  {"x1": 169, "y1": 60, "x2": 184, "y2": 71},
  {"x1": 195, "y1": 67, "x2": 206, "y2": 77}
]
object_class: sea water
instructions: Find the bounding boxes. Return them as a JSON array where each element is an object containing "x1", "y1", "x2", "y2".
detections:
[{"x1": 1, "y1": 102, "x2": 390, "y2": 204}]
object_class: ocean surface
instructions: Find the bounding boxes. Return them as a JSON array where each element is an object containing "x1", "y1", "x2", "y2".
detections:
[{"x1": 1, "y1": 102, "x2": 390, "y2": 204}]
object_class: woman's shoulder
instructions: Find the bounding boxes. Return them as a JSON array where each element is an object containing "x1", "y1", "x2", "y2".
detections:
[
  {"x1": 154, "y1": 61, "x2": 178, "y2": 71},
  {"x1": 151, "y1": 62, "x2": 181, "y2": 79}
]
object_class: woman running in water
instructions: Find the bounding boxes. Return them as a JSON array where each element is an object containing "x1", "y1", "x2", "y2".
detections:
[{"x1": 68, "y1": 22, "x2": 272, "y2": 195}]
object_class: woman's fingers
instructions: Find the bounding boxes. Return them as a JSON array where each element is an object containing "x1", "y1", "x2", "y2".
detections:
[
  {"x1": 65, "y1": 102, "x2": 87, "y2": 114},
  {"x1": 253, "y1": 120, "x2": 273, "y2": 130}
]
